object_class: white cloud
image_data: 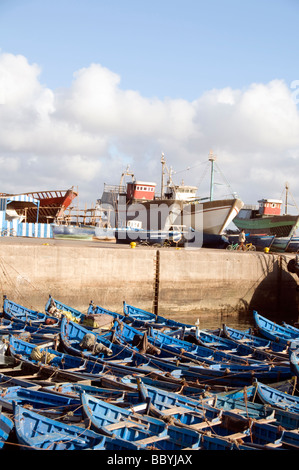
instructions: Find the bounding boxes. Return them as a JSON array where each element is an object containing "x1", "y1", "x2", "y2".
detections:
[{"x1": 0, "y1": 52, "x2": 299, "y2": 210}]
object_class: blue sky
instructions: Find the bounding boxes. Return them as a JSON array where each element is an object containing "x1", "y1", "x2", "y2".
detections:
[
  {"x1": 0, "y1": 0, "x2": 299, "y2": 212},
  {"x1": 1, "y1": 0, "x2": 298, "y2": 99}
]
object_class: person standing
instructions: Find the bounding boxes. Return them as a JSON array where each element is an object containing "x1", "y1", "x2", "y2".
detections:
[{"x1": 237, "y1": 229, "x2": 246, "y2": 251}]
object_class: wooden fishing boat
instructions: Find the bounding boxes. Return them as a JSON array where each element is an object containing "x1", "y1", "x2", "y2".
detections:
[
  {"x1": 45, "y1": 295, "x2": 85, "y2": 322},
  {"x1": 0, "y1": 372, "x2": 42, "y2": 389},
  {"x1": 60, "y1": 316, "x2": 137, "y2": 362},
  {"x1": 13, "y1": 403, "x2": 139, "y2": 450},
  {"x1": 200, "y1": 424, "x2": 296, "y2": 449},
  {"x1": 136, "y1": 379, "x2": 299, "y2": 449},
  {"x1": 41, "y1": 382, "x2": 140, "y2": 404},
  {"x1": 46, "y1": 296, "x2": 116, "y2": 329},
  {"x1": 81, "y1": 392, "x2": 204, "y2": 449},
  {"x1": 282, "y1": 321, "x2": 299, "y2": 335},
  {"x1": 2, "y1": 296, "x2": 59, "y2": 327},
  {"x1": 147, "y1": 324, "x2": 278, "y2": 366},
  {"x1": 7, "y1": 336, "x2": 210, "y2": 397},
  {"x1": 8, "y1": 335, "x2": 183, "y2": 384},
  {"x1": 194, "y1": 327, "x2": 283, "y2": 362},
  {"x1": 81, "y1": 392, "x2": 167, "y2": 435},
  {"x1": 88, "y1": 301, "x2": 180, "y2": 331},
  {"x1": 61, "y1": 318, "x2": 240, "y2": 385},
  {"x1": 0, "y1": 385, "x2": 82, "y2": 420},
  {"x1": 212, "y1": 394, "x2": 276, "y2": 421},
  {"x1": 136, "y1": 380, "x2": 271, "y2": 443},
  {"x1": 123, "y1": 302, "x2": 196, "y2": 332},
  {"x1": 0, "y1": 410, "x2": 14, "y2": 449},
  {"x1": 253, "y1": 311, "x2": 299, "y2": 345},
  {"x1": 280, "y1": 429, "x2": 299, "y2": 449},
  {"x1": 254, "y1": 381, "x2": 299, "y2": 413},
  {"x1": 112, "y1": 321, "x2": 294, "y2": 386},
  {"x1": 222, "y1": 324, "x2": 288, "y2": 358}
]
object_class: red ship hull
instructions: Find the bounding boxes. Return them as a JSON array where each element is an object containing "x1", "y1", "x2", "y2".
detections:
[{"x1": 2, "y1": 188, "x2": 78, "y2": 224}]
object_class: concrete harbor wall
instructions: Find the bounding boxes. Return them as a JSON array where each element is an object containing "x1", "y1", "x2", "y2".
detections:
[{"x1": 0, "y1": 240, "x2": 298, "y2": 327}]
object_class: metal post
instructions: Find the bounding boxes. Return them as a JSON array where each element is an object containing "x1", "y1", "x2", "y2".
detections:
[{"x1": 208, "y1": 150, "x2": 216, "y2": 201}]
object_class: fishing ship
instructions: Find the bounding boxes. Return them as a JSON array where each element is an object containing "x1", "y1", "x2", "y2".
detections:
[
  {"x1": 96, "y1": 152, "x2": 244, "y2": 244},
  {"x1": 233, "y1": 183, "x2": 299, "y2": 237},
  {"x1": 0, "y1": 188, "x2": 78, "y2": 224}
]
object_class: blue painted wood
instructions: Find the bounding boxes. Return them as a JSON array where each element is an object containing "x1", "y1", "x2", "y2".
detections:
[
  {"x1": 13, "y1": 403, "x2": 137, "y2": 450},
  {"x1": 222, "y1": 324, "x2": 288, "y2": 356},
  {"x1": 0, "y1": 411, "x2": 13, "y2": 449},
  {"x1": 45, "y1": 295, "x2": 84, "y2": 321},
  {"x1": 2, "y1": 296, "x2": 59, "y2": 327},
  {"x1": 254, "y1": 311, "x2": 299, "y2": 345},
  {"x1": 0, "y1": 385, "x2": 82, "y2": 419},
  {"x1": 255, "y1": 381, "x2": 299, "y2": 413},
  {"x1": 81, "y1": 392, "x2": 202, "y2": 450}
]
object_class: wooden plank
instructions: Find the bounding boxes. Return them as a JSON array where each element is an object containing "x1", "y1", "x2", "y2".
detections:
[
  {"x1": 189, "y1": 418, "x2": 222, "y2": 430},
  {"x1": 160, "y1": 406, "x2": 196, "y2": 416},
  {"x1": 227, "y1": 432, "x2": 248, "y2": 440},
  {"x1": 135, "y1": 434, "x2": 170, "y2": 446},
  {"x1": 104, "y1": 420, "x2": 147, "y2": 431}
]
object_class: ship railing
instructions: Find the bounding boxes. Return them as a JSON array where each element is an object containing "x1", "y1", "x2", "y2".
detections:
[{"x1": 103, "y1": 184, "x2": 126, "y2": 194}]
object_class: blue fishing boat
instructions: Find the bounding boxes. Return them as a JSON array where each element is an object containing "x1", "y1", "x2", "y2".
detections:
[
  {"x1": 45, "y1": 295, "x2": 84, "y2": 322},
  {"x1": 13, "y1": 403, "x2": 139, "y2": 450},
  {"x1": 52, "y1": 223, "x2": 95, "y2": 240},
  {"x1": 88, "y1": 301, "x2": 182, "y2": 331},
  {"x1": 81, "y1": 392, "x2": 167, "y2": 435},
  {"x1": 212, "y1": 394, "x2": 276, "y2": 420},
  {"x1": 194, "y1": 327, "x2": 281, "y2": 362},
  {"x1": 222, "y1": 324, "x2": 288, "y2": 358},
  {"x1": 8, "y1": 335, "x2": 182, "y2": 384},
  {"x1": 81, "y1": 392, "x2": 203, "y2": 449},
  {"x1": 61, "y1": 318, "x2": 248, "y2": 385},
  {"x1": 2, "y1": 296, "x2": 59, "y2": 327},
  {"x1": 146, "y1": 324, "x2": 274, "y2": 366},
  {"x1": 0, "y1": 411, "x2": 13, "y2": 449},
  {"x1": 282, "y1": 321, "x2": 299, "y2": 335},
  {"x1": 253, "y1": 311, "x2": 299, "y2": 345},
  {"x1": 60, "y1": 316, "x2": 136, "y2": 362},
  {"x1": 136, "y1": 380, "x2": 272, "y2": 443},
  {"x1": 0, "y1": 385, "x2": 82, "y2": 420},
  {"x1": 41, "y1": 382, "x2": 140, "y2": 404},
  {"x1": 60, "y1": 318, "x2": 194, "y2": 379},
  {"x1": 254, "y1": 381, "x2": 299, "y2": 413},
  {"x1": 0, "y1": 372, "x2": 41, "y2": 389},
  {"x1": 271, "y1": 236, "x2": 299, "y2": 253},
  {"x1": 123, "y1": 302, "x2": 196, "y2": 331},
  {"x1": 47, "y1": 296, "x2": 116, "y2": 329},
  {"x1": 280, "y1": 429, "x2": 299, "y2": 449}
]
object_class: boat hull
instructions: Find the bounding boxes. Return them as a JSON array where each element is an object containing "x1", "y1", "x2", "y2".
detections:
[
  {"x1": 233, "y1": 214, "x2": 299, "y2": 237},
  {"x1": 3, "y1": 188, "x2": 78, "y2": 224},
  {"x1": 194, "y1": 198, "x2": 243, "y2": 235},
  {"x1": 119, "y1": 197, "x2": 243, "y2": 243},
  {"x1": 52, "y1": 224, "x2": 95, "y2": 240}
]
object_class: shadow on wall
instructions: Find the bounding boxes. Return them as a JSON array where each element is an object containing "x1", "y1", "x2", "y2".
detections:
[{"x1": 248, "y1": 255, "x2": 299, "y2": 323}]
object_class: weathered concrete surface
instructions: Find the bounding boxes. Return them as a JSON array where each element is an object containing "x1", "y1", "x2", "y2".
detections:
[{"x1": 0, "y1": 238, "x2": 298, "y2": 326}]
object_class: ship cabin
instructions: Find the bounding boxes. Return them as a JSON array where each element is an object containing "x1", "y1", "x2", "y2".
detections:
[
  {"x1": 258, "y1": 199, "x2": 282, "y2": 216},
  {"x1": 126, "y1": 181, "x2": 156, "y2": 202},
  {"x1": 164, "y1": 184, "x2": 198, "y2": 201}
]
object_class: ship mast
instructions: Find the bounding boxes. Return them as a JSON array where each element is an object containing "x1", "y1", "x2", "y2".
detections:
[
  {"x1": 208, "y1": 150, "x2": 216, "y2": 201},
  {"x1": 285, "y1": 181, "x2": 289, "y2": 214},
  {"x1": 161, "y1": 153, "x2": 166, "y2": 197}
]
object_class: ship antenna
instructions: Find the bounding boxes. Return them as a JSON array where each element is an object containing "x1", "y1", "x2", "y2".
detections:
[
  {"x1": 285, "y1": 181, "x2": 289, "y2": 214},
  {"x1": 161, "y1": 153, "x2": 165, "y2": 198},
  {"x1": 208, "y1": 150, "x2": 216, "y2": 201}
]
